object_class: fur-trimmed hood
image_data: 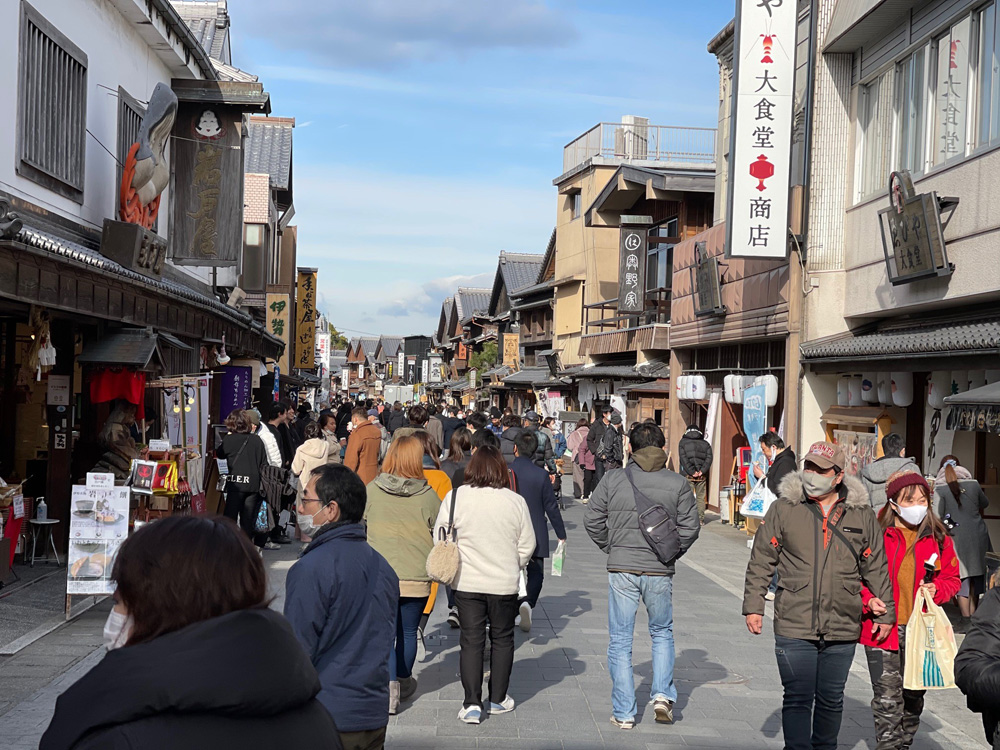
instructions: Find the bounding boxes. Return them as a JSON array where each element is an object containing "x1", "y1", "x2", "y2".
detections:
[{"x1": 777, "y1": 471, "x2": 869, "y2": 508}]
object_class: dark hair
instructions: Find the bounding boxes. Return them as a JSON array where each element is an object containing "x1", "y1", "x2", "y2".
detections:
[
  {"x1": 760, "y1": 432, "x2": 785, "y2": 449},
  {"x1": 939, "y1": 455, "x2": 964, "y2": 507},
  {"x1": 600, "y1": 405, "x2": 613, "y2": 415},
  {"x1": 543, "y1": 417, "x2": 556, "y2": 428},
  {"x1": 466, "y1": 412, "x2": 488, "y2": 431},
  {"x1": 304, "y1": 421, "x2": 322, "y2": 440},
  {"x1": 465, "y1": 445, "x2": 509, "y2": 489},
  {"x1": 408, "y1": 405, "x2": 428, "y2": 426},
  {"x1": 882, "y1": 433, "x2": 905, "y2": 458},
  {"x1": 319, "y1": 413, "x2": 336, "y2": 431},
  {"x1": 877, "y1": 483, "x2": 948, "y2": 546},
  {"x1": 312, "y1": 464, "x2": 367, "y2": 523},
  {"x1": 471, "y1": 429, "x2": 500, "y2": 450},
  {"x1": 393, "y1": 401, "x2": 402, "y2": 411},
  {"x1": 514, "y1": 431, "x2": 538, "y2": 457},
  {"x1": 449, "y1": 427, "x2": 472, "y2": 462},
  {"x1": 225, "y1": 409, "x2": 251, "y2": 434},
  {"x1": 351, "y1": 407, "x2": 368, "y2": 422},
  {"x1": 576, "y1": 418, "x2": 590, "y2": 429},
  {"x1": 268, "y1": 402, "x2": 289, "y2": 420},
  {"x1": 413, "y1": 430, "x2": 441, "y2": 469},
  {"x1": 113, "y1": 516, "x2": 268, "y2": 646},
  {"x1": 629, "y1": 422, "x2": 665, "y2": 451},
  {"x1": 501, "y1": 414, "x2": 520, "y2": 429},
  {"x1": 427, "y1": 404, "x2": 438, "y2": 416}
]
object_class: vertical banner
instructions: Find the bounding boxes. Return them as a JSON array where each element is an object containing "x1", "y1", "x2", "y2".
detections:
[
  {"x1": 617, "y1": 223, "x2": 648, "y2": 314},
  {"x1": 429, "y1": 354, "x2": 443, "y2": 383},
  {"x1": 421, "y1": 360, "x2": 429, "y2": 384},
  {"x1": 742, "y1": 384, "x2": 768, "y2": 490},
  {"x1": 503, "y1": 333, "x2": 520, "y2": 369},
  {"x1": 726, "y1": 0, "x2": 796, "y2": 259},
  {"x1": 315, "y1": 331, "x2": 331, "y2": 369},
  {"x1": 295, "y1": 269, "x2": 318, "y2": 369},
  {"x1": 267, "y1": 293, "x2": 291, "y2": 373},
  {"x1": 218, "y1": 366, "x2": 252, "y2": 422}
]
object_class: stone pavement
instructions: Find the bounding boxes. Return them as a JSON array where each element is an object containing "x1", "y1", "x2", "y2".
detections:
[{"x1": 0, "y1": 496, "x2": 987, "y2": 750}]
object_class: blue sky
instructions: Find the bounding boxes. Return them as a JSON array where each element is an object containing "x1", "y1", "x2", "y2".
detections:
[{"x1": 231, "y1": 0, "x2": 734, "y2": 338}]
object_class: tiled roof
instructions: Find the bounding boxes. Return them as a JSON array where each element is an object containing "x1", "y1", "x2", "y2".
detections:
[
  {"x1": 171, "y1": 1, "x2": 231, "y2": 63},
  {"x1": 358, "y1": 336, "x2": 380, "y2": 357},
  {"x1": 213, "y1": 60, "x2": 258, "y2": 83},
  {"x1": 800, "y1": 313, "x2": 1000, "y2": 361},
  {"x1": 561, "y1": 364, "x2": 646, "y2": 379},
  {"x1": 502, "y1": 367, "x2": 558, "y2": 386},
  {"x1": 456, "y1": 287, "x2": 491, "y2": 322},
  {"x1": 378, "y1": 336, "x2": 404, "y2": 357},
  {"x1": 499, "y1": 251, "x2": 544, "y2": 295},
  {"x1": 246, "y1": 117, "x2": 294, "y2": 191}
]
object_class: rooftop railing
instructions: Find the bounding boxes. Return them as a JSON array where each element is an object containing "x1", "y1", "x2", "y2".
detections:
[{"x1": 563, "y1": 122, "x2": 717, "y2": 174}]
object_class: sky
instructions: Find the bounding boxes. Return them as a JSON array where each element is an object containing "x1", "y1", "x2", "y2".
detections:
[{"x1": 231, "y1": 0, "x2": 735, "y2": 339}]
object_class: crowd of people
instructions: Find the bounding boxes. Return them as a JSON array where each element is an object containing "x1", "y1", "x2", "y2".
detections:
[{"x1": 37, "y1": 395, "x2": 1000, "y2": 750}]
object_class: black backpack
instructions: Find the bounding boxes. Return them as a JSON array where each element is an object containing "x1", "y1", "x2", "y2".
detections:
[{"x1": 624, "y1": 466, "x2": 682, "y2": 564}]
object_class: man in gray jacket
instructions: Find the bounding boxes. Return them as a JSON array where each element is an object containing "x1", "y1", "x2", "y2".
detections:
[
  {"x1": 584, "y1": 422, "x2": 699, "y2": 730},
  {"x1": 860, "y1": 433, "x2": 916, "y2": 512}
]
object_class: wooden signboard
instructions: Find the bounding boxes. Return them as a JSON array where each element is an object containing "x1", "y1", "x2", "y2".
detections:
[
  {"x1": 266, "y1": 293, "x2": 291, "y2": 373},
  {"x1": 295, "y1": 269, "x2": 317, "y2": 369}
]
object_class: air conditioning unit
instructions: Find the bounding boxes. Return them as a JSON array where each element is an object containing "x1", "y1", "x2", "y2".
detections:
[
  {"x1": 616, "y1": 115, "x2": 649, "y2": 160},
  {"x1": 226, "y1": 287, "x2": 247, "y2": 310}
]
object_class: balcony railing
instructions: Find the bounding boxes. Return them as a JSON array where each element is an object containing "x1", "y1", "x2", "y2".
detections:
[
  {"x1": 579, "y1": 324, "x2": 670, "y2": 357},
  {"x1": 563, "y1": 123, "x2": 716, "y2": 174}
]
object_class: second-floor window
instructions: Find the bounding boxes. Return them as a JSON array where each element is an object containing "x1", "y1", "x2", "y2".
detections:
[
  {"x1": 242, "y1": 223, "x2": 268, "y2": 292},
  {"x1": 17, "y1": 2, "x2": 88, "y2": 202},
  {"x1": 568, "y1": 191, "x2": 582, "y2": 220}
]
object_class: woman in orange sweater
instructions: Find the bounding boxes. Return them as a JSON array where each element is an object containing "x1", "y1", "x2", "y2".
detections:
[{"x1": 413, "y1": 430, "x2": 455, "y2": 631}]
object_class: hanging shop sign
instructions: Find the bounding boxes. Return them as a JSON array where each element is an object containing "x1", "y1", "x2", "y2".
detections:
[
  {"x1": 421, "y1": 359, "x2": 429, "y2": 384},
  {"x1": 218, "y1": 365, "x2": 252, "y2": 422},
  {"x1": 726, "y1": 0, "x2": 796, "y2": 259},
  {"x1": 101, "y1": 220, "x2": 167, "y2": 279},
  {"x1": 878, "y1": 170, "x2": 955, "y2": 285},
  {"x1": 457, "y1": 342, "x2": 468, "y2": 361},
  {"x1": 315, "y1": 331, "x2": 331, "y2": 370},
  {"x1": 295, "y1": 268, "x2": 318, "y2": 369},
  {"x1": 691, "y1": 241, "x2": 726, "y2": 317},
  {"x1": 742, "y1": 384, "x2": 768, "y2": 490},
  {"x1": 266, "y1": 293, "x2": 291, "y2": 373},
  {"x1": 429, "y1": 354, "x2": 444, "y2": 383},
  {"x1": 948, "y1": 404, "x2": 1000, "y2": 433},
  {"x1": 503, "y1": 333, "x2": 520, "y2": 369},
  {"x1": 170, "y1": 104, "x2": 243, "y2": 266},
  {"x1": 397, "y1": 352, "x2": 405, "y2": 380},
  {"x1": 617, "y1": 216, "x2": 651, "y2": 315}
]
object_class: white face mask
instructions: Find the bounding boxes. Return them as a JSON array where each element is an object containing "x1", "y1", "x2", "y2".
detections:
[
  {"x1": 297, "y1": 503, "x2": 332, "y2": 537},
  {"x1": 103, "y1": 608, "x2": 132, "y2": 650},
  {"x1": 893, "y1": 502, "x2": 928, "y2": 527}
]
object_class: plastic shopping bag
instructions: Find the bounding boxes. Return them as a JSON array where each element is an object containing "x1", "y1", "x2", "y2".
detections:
[
  {"x1": 739, "y1": 477, "x2": 777, "y2": 519},
  {"x1": 551, "y1": 540, "x2": 566, "y2": 577},
  {"x1": 518, "y1": 569, "x2": 528, "y2": 599},
  {"x1": 903, "y1": 587, "x2": 958, "y2": 690}
]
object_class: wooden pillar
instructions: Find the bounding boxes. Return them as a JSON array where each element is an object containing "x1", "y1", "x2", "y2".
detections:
[
  {"x1": 667, "y1": 349, "x2": 685, "y2": 472},
  {"x1": 45, "y1": 318, "x2": 75, "y2": 553},
  {"x1": 784, "y1": 246, "x2": 804, "y2": 455}
]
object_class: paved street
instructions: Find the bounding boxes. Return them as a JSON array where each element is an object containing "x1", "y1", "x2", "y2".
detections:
[{"x1": 0, "y1": 497, "x2": 985, "y2": 749}]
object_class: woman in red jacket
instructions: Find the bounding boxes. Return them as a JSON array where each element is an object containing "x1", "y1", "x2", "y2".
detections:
[{"x1": 860, "y1": 469, "x2": 960, "y2": 750}]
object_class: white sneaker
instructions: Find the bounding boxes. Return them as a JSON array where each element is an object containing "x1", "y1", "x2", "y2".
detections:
[
  {"x1": 487, "y1": 696, "x2": 515, "y2": 714},
  {"x1": 519, "y1": 602, "x2": 532, "y2": 632},
  {"x1": 458, "y1": 705, "x2": 482, "y2": 724}
]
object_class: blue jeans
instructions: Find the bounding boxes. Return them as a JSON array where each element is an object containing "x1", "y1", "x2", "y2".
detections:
[
  {"x1": 607, "y1": 572, "x2": 676, "y2": 720},
  {"x1": 774, "y1": 636, "x2": 856, "y2": 750},
  {"x1": 390, "y1": 596, "x2": 428, "y2": 680}
]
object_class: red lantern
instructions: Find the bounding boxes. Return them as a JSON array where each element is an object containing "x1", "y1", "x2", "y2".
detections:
[{"x1": 749, "y1": 154, "x2": 774, "y2": 192}]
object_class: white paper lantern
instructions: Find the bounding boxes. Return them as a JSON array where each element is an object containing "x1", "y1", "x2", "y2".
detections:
[
  {"x1": 987, "y1": 370, "x2": 1000, "y2": 385},
  {"x1": 742, "y1": 375, "x2": 756, "y2": 394},
  {"x1": 877, "y1": 373, "x2": 891, "y2": 404},
  {"x1": 861, "y1": 372, "x2": 878, "y2": 404},
  {"x1": 951, "y1": 370, "x2": 970, "y2": 395},
  {"x1": 761, "y1": 374, "x2": 779, "y2": 407},
  {"x1": 724, "y1": 374, "x2": 743, "y2": 404},
  {"x1": 675, "y1": 375, "x2": 687, "y2": 401},
  {"x1": 837, "y1": 377, "x2": 850, "y2": 407},
  {"x1": 847, "y1": 376, "x2": 863, "y2": 407},
  {"x1": 928, "y1": 371, "x2": 949, "y2": 410},
  {"x1": 969, "y1": 370, "x2": 987, "y2": 390},
  {"x1": 688, "y1": 375, "x2": 707, "y2": 401},
  {"x1": 890, "y1": 372, "x2": 913, "y2": 407}
]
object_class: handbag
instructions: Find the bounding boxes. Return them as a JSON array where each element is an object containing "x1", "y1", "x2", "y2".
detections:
[
  {"x1": 426, "y1": 489, "x2": 461, "y2": 585},
  {"x1": 740, "y1": 474, "x2": 777, "y2": 519},
  {"x1": 260, "y1": 465, "x2": 288, "y2": 505},
  {"x1": 624, "y1": 466, "x2": 682, "y2": 564},
  {"x1": 254, "y1": 499, "x2": 276, "y2": 535},
  {"x1": 903, "y1": 587, "x2": 958, "y2": 690}
]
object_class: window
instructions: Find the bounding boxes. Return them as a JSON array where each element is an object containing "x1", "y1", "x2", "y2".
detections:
[
  {"x1": 933, "y1": 16, "x2": 973, "y2": 165},
  {"x1": 978, "y1": 2, "x2": 1000, "y2": 147},
  {"x1": 242, "y1": 223, "x2": 267, "y2": 292},
  {"x1": 897, "y1": 45, "x2": 929, "y2": 174},
  {"x1": 857, "y1": 69, "x2": 893, "y2": 199},
  {"x1": 17, "y1": 2, "x2": 88, "y2": 201},
  {"x1": 116, "y1": 88, "x2": 146, "y2": 219},
  {"x1": 570, "y1": 192, "x2": 582, "y2": 220}
]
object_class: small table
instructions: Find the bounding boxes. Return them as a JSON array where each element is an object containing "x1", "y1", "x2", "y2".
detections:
[{"x1": 29, "y1": 519, "x2": 61, "y2": 567}]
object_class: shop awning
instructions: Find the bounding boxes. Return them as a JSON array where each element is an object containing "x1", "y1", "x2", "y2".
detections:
[
  {"x1": 502, "y1": 367, "x2": 561, "y2": 387},
  {"x1": 78, "y1": 328, "x2": 191, "y2": 370},
  {"x1": 945, "y1": 382, "x2": 1000, "y2": 407}
]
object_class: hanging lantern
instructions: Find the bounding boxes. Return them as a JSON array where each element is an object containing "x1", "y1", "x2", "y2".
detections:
[
  {"x1": 847, "y1": 376, "x2": 863, "y2": 407},
  {"x1": 687, "y1": 375, "x2": 707, "y2": 401},
  {"x1": 724, "y1": 374, "x2": 743, "y2": 404},
  {"x1": 837, "y1": 376, "x2": 850, "y2": 407},
  {"x1": 877, "y1": 373, "x2": 891, "y2": 404},
  {"x1": 928, "y1": 371, "x2": 950, "y2": 410},
  {"x1": 861, "y1": 372, "x2": 878, "y2": 403},
  {"x1": 890, "y1": 372, "x2": 913, "y2": 407},
  {"x1": 754, "y1": 374, "x2": 779, "y2": 407}
]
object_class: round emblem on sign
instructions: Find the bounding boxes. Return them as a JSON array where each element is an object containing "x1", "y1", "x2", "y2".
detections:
[{"x1": 624, "y1": 233, "x2": 641, "y2": 251}]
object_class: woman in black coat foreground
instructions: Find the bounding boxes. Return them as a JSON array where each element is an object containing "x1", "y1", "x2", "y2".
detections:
[{"x1": 41, "y1": 515, "x2": 342, "y2": 750}]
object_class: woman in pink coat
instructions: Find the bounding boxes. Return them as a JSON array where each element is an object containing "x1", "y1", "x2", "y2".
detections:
[{"x1": 566, "y1": 418, "x2": 596, "y2": 502}]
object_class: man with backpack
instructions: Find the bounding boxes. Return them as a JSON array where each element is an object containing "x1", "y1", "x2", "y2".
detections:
[{"x1": 584, "y1": 422, "x2": 699, "y2": 730}]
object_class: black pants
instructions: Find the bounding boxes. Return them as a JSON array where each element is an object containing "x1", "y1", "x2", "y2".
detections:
[
  {"x1": 223, "y1": 488, "x2": 265, "y2": 548},
  {"x1": 520, "y1": 556, "x2": 544, "y2": 609},
  {"x1": 454, "y1": 591, "x2": 518, "y2": 709},
  {"x1": 338, "y1": 726, "x2": 386, "y2": 750},
  {"x1": 594, "y1": 460, "x2": 608, "y2": 489},
  {"x1": 774, "y1": 635, "x2": 856, "y2": 750}
]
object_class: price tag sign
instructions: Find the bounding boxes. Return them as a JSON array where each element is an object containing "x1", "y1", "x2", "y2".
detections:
[
  {"x1": 148, "y1": 439, "x2": 171, "y2": 452},
  {"x1": 86, "y1": 473, "x2": 115, "y2": 490},
  {"x1": 13, "y1": 494, "x2": 24, "y2": 519},
  {"x1": 216, "y1": 458, "x2": 229, "y2": 475}
]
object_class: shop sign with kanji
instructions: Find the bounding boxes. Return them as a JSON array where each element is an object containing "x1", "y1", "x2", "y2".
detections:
[
  {"x1": 295, "y1": 269, "x2": 318, "y2": 370},
  {"x1": 726, "y1": 0, "x2": 796, "y2": 259},
  {"x1": 266, "y1": 292, "x2": 291, "y2": 373},
  {"x1": 617, "y1": 217, "x2": 650, "y2": 315},
  {"x1": 878, "y1": 170, "x2": 955, "y2": 285}
]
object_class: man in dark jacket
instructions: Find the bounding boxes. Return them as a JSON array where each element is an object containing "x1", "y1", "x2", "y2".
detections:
[
  {"x1": 499, "y1": 413, "x2": 523, "y2": 464},
  {"x1": 511, "y1": 432, "x2": 566, "y2": 633},
  {"x1": 267, "y1": 401, "x2": 295, "y2": 467},
  {"x1": 584, "y1": 422, "x2": 699, "y2": 729},
  {"x1": 440, "y1": 406, "x2": 466, "y2": 449},
  {"x1": 753, "y1": 432, "x2": 798, "y2": 496},
  {"x1": 743, "y1": 442, "x2": 894, "y2": 750},
  {"x1": 678, "y1": 425, "x2": 713, "y2": 525},
  {"x1": 386, "y1": 402, "x2": 408, "y2": 434},
  {"x1": 598, "y1": 413, "x2": 625, "y2": 473},
  {"x1": 588, "y1": 406, "x2": 612, "y2": 487},
  {"x1": 956, "y1": 588, "x2": 1000, "y2": 749},
  {"x1": 523, "y1": 411, "x2": 557, "y2": 475},
  {"x1": 285, "y1": 464, "x2": 398, "y2": 750}
]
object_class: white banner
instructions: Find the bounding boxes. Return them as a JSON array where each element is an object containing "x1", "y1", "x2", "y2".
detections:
[{"x1": 727, "y1": 0, "x2": 796, "y2": 259}]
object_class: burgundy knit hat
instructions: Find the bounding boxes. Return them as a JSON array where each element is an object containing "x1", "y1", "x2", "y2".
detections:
[{"x1": 885, "y1": 468, "x2": 930, "y2": 501}]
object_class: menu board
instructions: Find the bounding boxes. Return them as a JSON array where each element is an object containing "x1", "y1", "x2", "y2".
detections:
[{"x1": 67, "y1": 485, "x2": 130, "y2": 595}]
